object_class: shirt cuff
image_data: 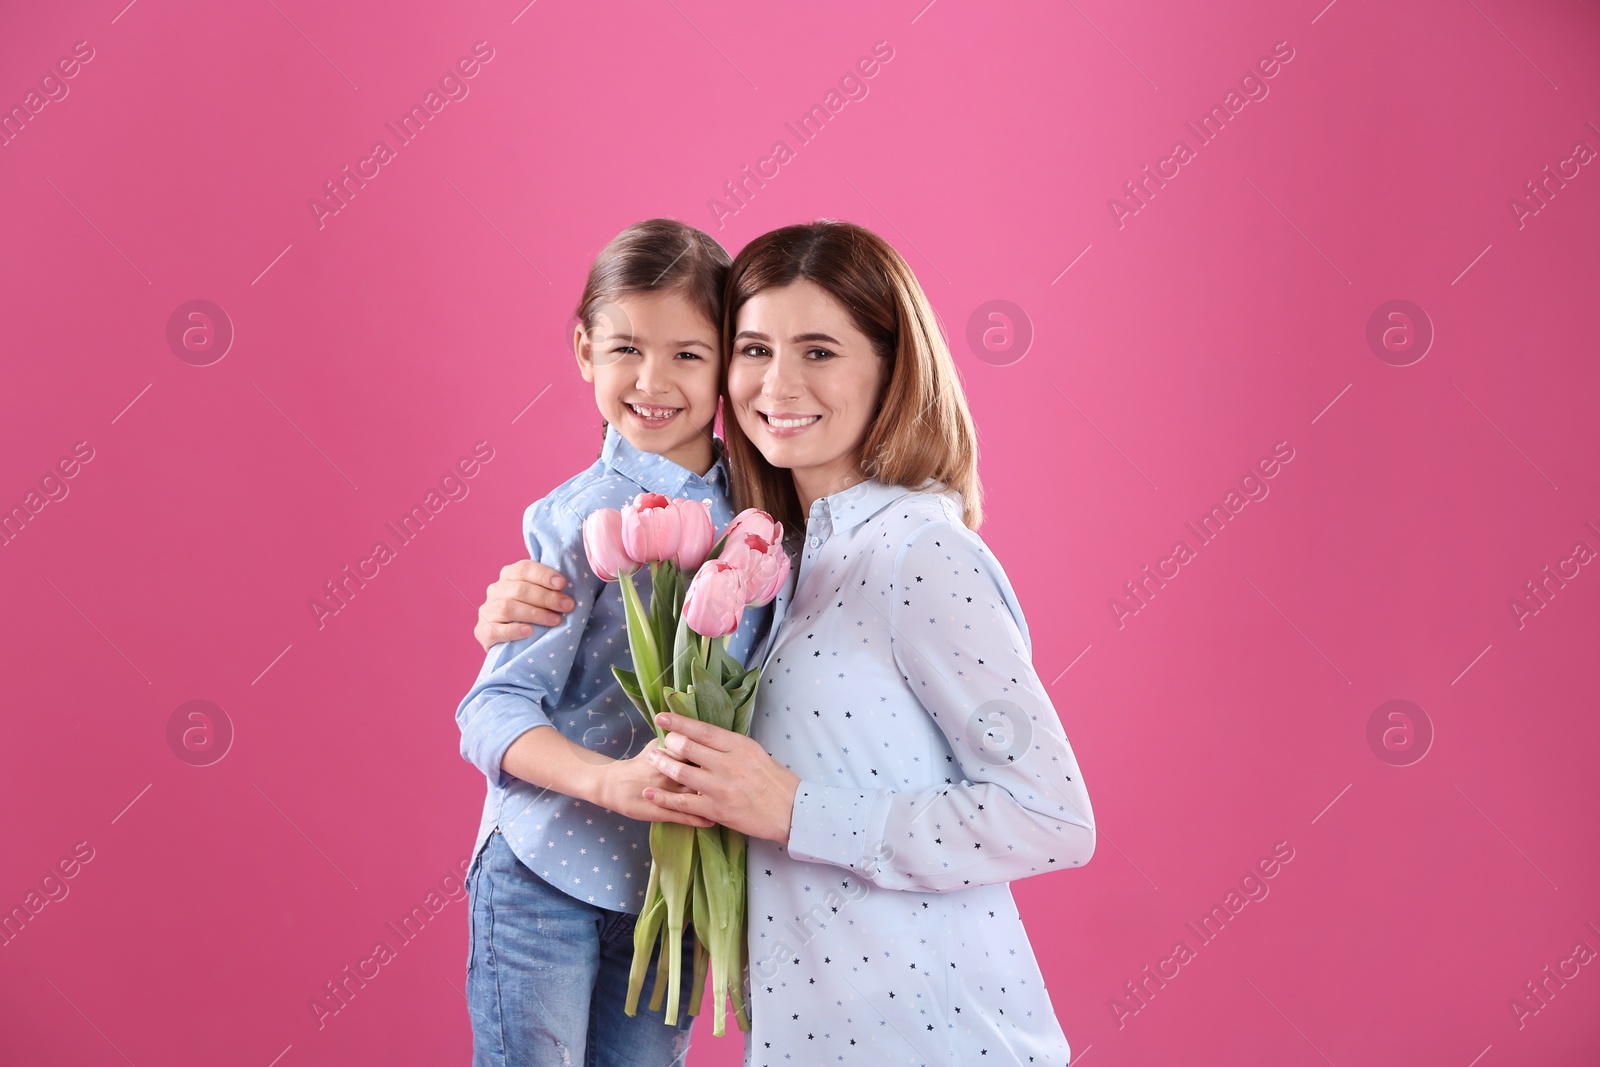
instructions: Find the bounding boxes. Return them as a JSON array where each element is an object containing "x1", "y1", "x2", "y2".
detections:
[
  {"x1": 784, "y1": 781, "x2": 892, "y2": 874},
  {"x1": 461, "y1": 694, "x2": 553, "y2": 785}
]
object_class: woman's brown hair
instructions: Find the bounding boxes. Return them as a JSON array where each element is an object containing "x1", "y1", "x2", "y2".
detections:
[
  {"x1": 574, "y1": 218, "x2": 731, "y2": 450},
  {"x1": 720, "y1": 220, "x2": 984, "y2": 533}
]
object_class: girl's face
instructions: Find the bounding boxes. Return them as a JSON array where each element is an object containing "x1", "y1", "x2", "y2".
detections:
[
  {"x1": 728, "y1": 279, "x2": 890, "y2": 504},
  {"x1": 575, "y1": 289, "x2": 721, "y2": 475}
]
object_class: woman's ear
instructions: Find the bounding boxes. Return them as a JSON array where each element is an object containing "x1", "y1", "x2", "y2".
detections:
[{"x1": 573, "y1": 323, "x2": 595, "y2": 383}]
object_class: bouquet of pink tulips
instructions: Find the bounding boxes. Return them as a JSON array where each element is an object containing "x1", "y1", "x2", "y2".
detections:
[{"x1": 582, "y1": 491, "x2": 789, "y2": 1036}]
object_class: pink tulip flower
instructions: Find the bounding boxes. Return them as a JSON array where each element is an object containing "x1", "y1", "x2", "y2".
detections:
[
  {"x1": 682, "y1": 559, "x2": 747, "y2": 638},
  {"x1": 621, "y1": 492, "x2": 683, "y2": 564},
  {"x1": 719, "y1": 524, "x2": 790, "y2": 607},
  {"x1": 582, "y1": 509, "x2": 638, "y2": 581},
  {"x1": 721, "y1": 508, "x2": 781, "y2": 553},
  {"x1": 672, "y1": 497, "x2": 716, "y2": 572}
]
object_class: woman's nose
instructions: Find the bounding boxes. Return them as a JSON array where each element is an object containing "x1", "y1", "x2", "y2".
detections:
[{"x1": 762, "y1": 350, "x2": 802, "y2": 400}]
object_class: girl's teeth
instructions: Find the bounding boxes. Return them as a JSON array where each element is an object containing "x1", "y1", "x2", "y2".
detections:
[{"x1": 630, "y1": 403, "x2": 679, "y2": 420}]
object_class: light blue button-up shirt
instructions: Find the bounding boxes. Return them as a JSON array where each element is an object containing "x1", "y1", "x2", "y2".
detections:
[
  {"x1": 744, "y1": 475, "x2": 1095, "y2": 1065},
  {"x1": 457, "y1": 424, "x2": 772, "y2": 913}
]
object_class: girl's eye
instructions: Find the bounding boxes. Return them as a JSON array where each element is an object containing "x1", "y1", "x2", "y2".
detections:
[
  {"x1": 675, "y1": 351, "x2": 703, "y2": 361},
  {"x1": 612, "y1": 345, "x2": 641, "y2": 356}
]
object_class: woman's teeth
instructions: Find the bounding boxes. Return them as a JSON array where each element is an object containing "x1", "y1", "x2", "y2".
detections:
[
  {"x1": 629, "y1": 402, "x2": 681, "y2": 422},
  {"x1": 764, "y1": 413, "x2": 820, "y2": 429}
]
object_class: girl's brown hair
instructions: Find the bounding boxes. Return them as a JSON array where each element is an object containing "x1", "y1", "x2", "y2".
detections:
[
  {"x1": 574, "y1": 219, "x2": 731, "y2": 449},
  {"x1": 720, "y1": 220, "x2": 984, "y2": 533}
]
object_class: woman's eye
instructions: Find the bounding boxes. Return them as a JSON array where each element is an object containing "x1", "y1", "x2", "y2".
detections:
[
  {"x1": 806, "y1": 348, "x2": 834, "y2": 360},
  {"x1": 740, "y1": 344, "x2": 770, "y2": 358}
]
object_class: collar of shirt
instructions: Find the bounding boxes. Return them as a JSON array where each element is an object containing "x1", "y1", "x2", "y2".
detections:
[
  {"x1": 804, "y1": 474, "x2": 948, "y2": 545},
  {"x1": 600, "y1": 422, "x2": 729, "y2": 501}
]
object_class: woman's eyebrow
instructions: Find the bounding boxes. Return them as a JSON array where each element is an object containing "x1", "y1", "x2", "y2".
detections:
[{"x1": 732, "y1": 330, "x2": 843, "y2": 344}]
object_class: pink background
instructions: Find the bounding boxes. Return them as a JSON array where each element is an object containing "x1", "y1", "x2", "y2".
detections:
[{"x1": 3, "y1": 0, "x2": 1598, "y2": 1064}]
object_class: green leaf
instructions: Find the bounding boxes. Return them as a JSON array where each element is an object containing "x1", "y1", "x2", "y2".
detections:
[
  {"x1": 728, "y1": 667, "x2": 760, "y2": 726},
  {"x1": 666, "y1": 688, "x2": 700, "y2": 722},
  {"x1": 625, "y1": 861, "x2": 665, "y2": 1017},
  {"x1": 611, "y1": 666, "x2": 652, "y2": 728},
  {"x1": 691, "y1": 657, "x2": 735, "y2": 732},
  {"x1": 672, "y1": 607, "x2": 696, "y2": 693},
  {"x1": 695, "y1": 825, "x2": 733, "y2": 1036},
  {"x1": 618, "y1": 571, "x2": 662, "y2": 728},
  {"x1": 654, "y1": 820, "x2": 698, "y2": 1024},
  {"x1": 649, "y1": 563, "x2": 676, "y2": 658},
  {"x1": 731, "y1": 665, "x2": 763, "y2": 736}
]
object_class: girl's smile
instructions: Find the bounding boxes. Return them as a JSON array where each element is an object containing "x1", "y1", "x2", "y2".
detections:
[{"x1": 575, "y1": 288, "x2": 721, "y2": 476}]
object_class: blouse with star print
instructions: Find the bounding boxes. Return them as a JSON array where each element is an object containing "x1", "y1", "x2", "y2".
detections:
[
  {"x1": 455, "y1": 423, "x2": 772, "y2": 913},
  {"x1": 743, "y1": 476, "x2": 1095, "y2": 1066}
]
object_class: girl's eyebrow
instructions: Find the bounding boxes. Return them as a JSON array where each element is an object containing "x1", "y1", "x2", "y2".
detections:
[{"x1": 603, "y1": 332, "x2": 712, "y2": 350}]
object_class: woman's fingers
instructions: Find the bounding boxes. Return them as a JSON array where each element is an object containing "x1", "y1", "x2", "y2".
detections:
[
  {"x1": 645, "y1": 747, "x2": 714, "y2": 794},
  {"x1": 645, "y1": 798, "x2": 714, "y2": 828},
  {"x1": 644, "y1": 784, "x2": 713, "y2": 821},
  {"x1": 658, "y1": 730, "x2": 718, "y2": 768},
  {"x1": 653, "y1": 711, "x2": 738, "y2": 752},
  {"x1": 475, "y1": 617, "x2": 532, "y2": 651},
  {"x1": 485, "y1": 591, "x2": 562, "y2": 628},
  {"x1": 473, "y1": 561, "x2": 577, "y2": 651}
]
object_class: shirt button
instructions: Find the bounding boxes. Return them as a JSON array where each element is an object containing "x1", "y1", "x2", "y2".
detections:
[{"x1": 809, "y1": 536, "x2": 821, "y2": 549}]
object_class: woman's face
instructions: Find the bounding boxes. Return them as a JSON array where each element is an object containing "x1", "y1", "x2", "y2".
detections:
[{"x1": 728, "y1": 279, "x2": 890, "y2": 498}]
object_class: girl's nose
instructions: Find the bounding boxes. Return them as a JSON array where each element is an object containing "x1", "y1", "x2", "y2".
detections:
[{"x1": 636, "y1": 355, "x2": 672, "y2": 397}]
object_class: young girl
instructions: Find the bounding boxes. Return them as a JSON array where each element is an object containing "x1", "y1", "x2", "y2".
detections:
[{"x1": 457, "y1": 218, "x2": 772, "y2": 1067}]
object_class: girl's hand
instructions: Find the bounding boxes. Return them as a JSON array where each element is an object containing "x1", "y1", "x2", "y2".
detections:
[
  {"x1": 642, "y1": 712, "x2": 801, "y2": 845},
  {"x1": 595, "y1": 743, "x2": 715, "y2": 828},
  {"x1": 475, "y1": 559, "x2": 576, "y2": 650}
]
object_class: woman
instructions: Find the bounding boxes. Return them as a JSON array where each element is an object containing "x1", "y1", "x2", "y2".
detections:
[{"x1": 475, "y1": 220, "x2": 1095, "y2": 1064}]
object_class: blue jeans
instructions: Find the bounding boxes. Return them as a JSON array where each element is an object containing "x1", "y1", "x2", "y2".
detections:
[{"x1": 466, "y1": 828, "x2": 696, "y2": 1067}]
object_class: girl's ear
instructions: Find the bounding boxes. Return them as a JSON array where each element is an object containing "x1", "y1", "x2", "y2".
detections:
[{"x1": 573, "y1": 323, "x2": 595, "y2": 382}]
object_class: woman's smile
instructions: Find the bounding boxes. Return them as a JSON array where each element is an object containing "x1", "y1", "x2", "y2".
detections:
[{"x1": 757, "y1": 409, "x2": 822, "y2": 435}]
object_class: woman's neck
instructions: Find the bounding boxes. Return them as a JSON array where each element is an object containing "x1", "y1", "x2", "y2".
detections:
[{"x1": 792, "y1": 461, "x2": 870, "y2": 519}]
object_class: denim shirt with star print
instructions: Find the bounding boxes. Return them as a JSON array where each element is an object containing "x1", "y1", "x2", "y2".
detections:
[{"x1": 456, "y1": 423, "x2": 773, "y2": 913}]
